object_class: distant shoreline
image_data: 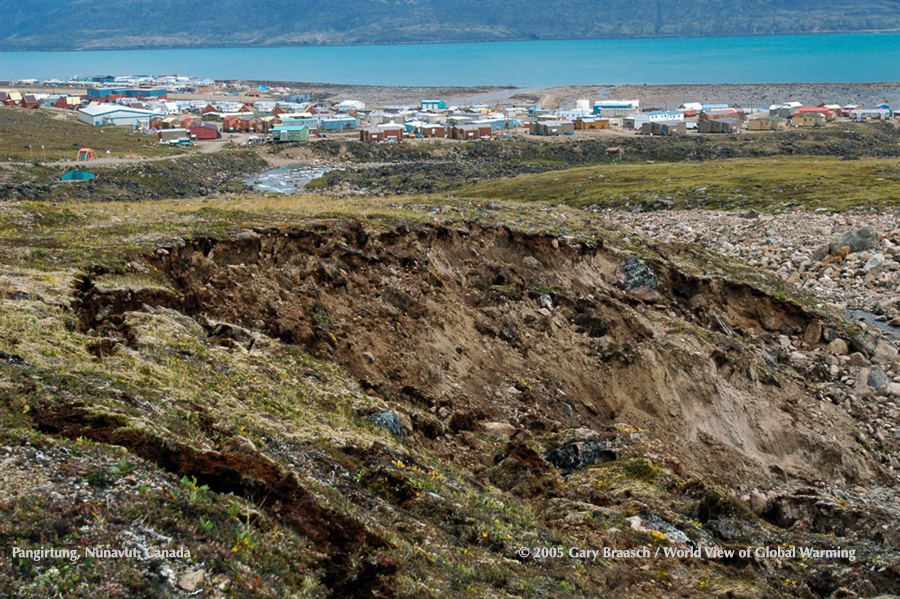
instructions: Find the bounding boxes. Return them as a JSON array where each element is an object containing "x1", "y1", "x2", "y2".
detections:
[{"x1": 3, "y1": 28, "x2": 900, "y2": 53}]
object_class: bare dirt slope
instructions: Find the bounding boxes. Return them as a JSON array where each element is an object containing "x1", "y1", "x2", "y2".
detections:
[{"x1": 80, "y1": 220, "x2": 888, "y2": 491}]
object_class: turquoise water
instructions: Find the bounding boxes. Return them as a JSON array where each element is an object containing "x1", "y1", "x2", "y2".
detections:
[{"x1": 2, "y1": 32, "x2": 899, "y2": 86}]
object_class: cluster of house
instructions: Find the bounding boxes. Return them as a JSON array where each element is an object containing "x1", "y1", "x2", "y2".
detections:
[
  {"x1": 625, "y1": 100, "x2": 896, "y2": 137},
  {"x1": 4, "y1": 71, "x2": 898, "y2": 145}
]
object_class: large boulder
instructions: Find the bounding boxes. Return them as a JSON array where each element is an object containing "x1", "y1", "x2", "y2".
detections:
[
  {"x1": 544, "y1": 440, "x2": 616, "y2": 472},
  {"x1": 615, "y1": 257, "x2": 660, "y2": 302},
  {"x1": 855, "y1": 366, "x2": 891, "y2": 396},
  {"x1": 828, "y1": 226, "x2": 880, "y2": 255}
]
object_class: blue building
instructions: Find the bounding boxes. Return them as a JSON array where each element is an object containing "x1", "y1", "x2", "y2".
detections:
[
  {"x1": 87, "y1": 87, "x2": 169, "y2": 100},
  {"x1": 420, "y1": 99, "x2": 447, "y2": 110},
  {"x1": 319, "y1": 116, "x2": 359, "y2": 131}
]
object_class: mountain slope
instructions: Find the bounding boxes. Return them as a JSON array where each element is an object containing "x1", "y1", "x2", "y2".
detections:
[{"x1": 2, "y1": 0, "x2": 900, "y2": 50}]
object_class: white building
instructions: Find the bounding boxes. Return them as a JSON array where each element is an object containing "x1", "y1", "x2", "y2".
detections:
[
  {"x1": 77, "y1": 103, "x2": 163, "y2": 126},
  {"x1": 335, "y1": 100, "x2": 365, "y2": 111},
  {"x1": 631, "y1": 111, "x2": 684, "y2": 129},
  {"x1": 593, "y1": 99, "x2": 640, "y2": 117}
]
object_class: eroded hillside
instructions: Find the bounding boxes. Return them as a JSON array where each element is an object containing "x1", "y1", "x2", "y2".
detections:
[{"x1": 3, "y1": 202, "x2": 898, "y2": 597}]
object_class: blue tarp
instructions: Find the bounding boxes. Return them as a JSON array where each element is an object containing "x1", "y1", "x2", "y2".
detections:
[{"x1": 61, "y1": 170, "x2": 96, "y2": 181}]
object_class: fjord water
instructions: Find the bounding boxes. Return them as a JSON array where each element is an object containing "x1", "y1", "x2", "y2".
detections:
[{"x1": 2, "y1": 32, "x2": 899, "y2": 86}]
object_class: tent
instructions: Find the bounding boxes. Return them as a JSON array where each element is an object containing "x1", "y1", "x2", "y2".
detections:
[
  {"x1": 61, "y1": 170, "x2": 96, "y2": 181},
  {"x1": 77, "y1": 148, "x2": 95, "y2": 160}
]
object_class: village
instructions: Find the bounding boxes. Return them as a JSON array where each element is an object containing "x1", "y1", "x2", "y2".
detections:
[{"x1": 1, "y1": 74, "x2": 897, "y2": 155}]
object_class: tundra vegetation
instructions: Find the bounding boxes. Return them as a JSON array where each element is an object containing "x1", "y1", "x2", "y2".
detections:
[{"x1": 1, "y1": 110, "x2": 899, "y2": 598}]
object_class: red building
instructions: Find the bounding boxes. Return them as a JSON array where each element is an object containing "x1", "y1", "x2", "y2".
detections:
[
  {"x1": 20, "y1": 94, "x2": 40, "y2": 109},
  {"x1": 54, "y1": 96, "x2": 83, "y2": 110},
  {"x1": 793, "y1": 106, "x2": 836, "y2": 121},
  {"x1": 190, "y1": 123, "x2": 221, "y2": 140}
]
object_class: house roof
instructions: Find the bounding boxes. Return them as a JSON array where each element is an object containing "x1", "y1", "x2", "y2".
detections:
[{"x1": 79, "y1": 103, "x2": 161, "y2": 117}]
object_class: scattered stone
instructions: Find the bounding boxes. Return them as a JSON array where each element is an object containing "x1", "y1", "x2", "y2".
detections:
[
  {"x1": 370, "y1": 410, "x2": 404, "y2": 441},
  {"x1": 537, "y1": 294, "x2": 553, "y2": 310},
  {"x1": 614, "y1": 257, "x2": 660, "y2": 301},
  {"x1": 870, "y1": 339, "x2": 898, "y2": 365},
  {"x1": 749, "y1": 490, "x2": 768, "y2": 513},
  {"x1": 482, "y1": 421, "x2": 516, "y2": 439},
  {"x1": 828, "y1": 226, "x2": 880, "y2": 255},
  {"x1": 827, "y1": 339, "x2": 849, "y2": 356},
  {"x1": 857, "y1": 367, "x2": 891, "y2": 396},
  {"x1": 850, "y1": 353, "x2": 868, "y2": 367},
  {"x1": 178, "y1": 569, "x2": 206, "y2": 592},
  {"x1": 803, "y1": 322, "x2": 823, "y2": 346},
  {"x1": 863, "y1": 253, "x2": 885, "y2": 271},
  {"x1": 545, "y1": 440, "x2": 616, "y2": 472}
]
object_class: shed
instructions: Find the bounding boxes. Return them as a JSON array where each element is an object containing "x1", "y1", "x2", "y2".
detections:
[
  {"x1": 641, "y1": 120, "x2": 686, "y2": 136},
  {"x1": 450, "y1": 124, "x2": 493, "y2": 140},
  {"x1": 530, "y1": 120, "x2": 574, "y2": 136},
  {"x1": 699, "y1": 108, "x2": 744, "y2": 121},
  {"x1": 850, "y1": 107, "x2": 892, "y2": 120},
  {"x1": 1, "y1": 90, "x2": 23, "y2": 105},
  {"x1": 360, "y1": 124, "x2": 403, "y2": 142},
  {"x1": 61, "y1": 170, "x2": 96, "y2": 181},
  {"x1": 190, "y1": 123, "x2": 221, "y2": 140},
  {"x1": 77, "y1": 148, "x2": 95, "y2": 160},
  {"x1": 157, "y1": 128, "x2": 190, "y2": 143},
  {"x1": 699, "y1": 118, "x2": 742, "y2": 133},
  {"x1": 679, "y1": 102, "x2": 703, "y2": 117},
  {"x1": 747, "y1": 116, "x2": 787, "y2": 131},
  {"x1": 793, "y1": 113, "x2": 826, "y2": 127},
  {"x1": 411, "y1": 123, "x2": 445, "y2": 137},
  {"x1": 793, "y1": 106, "x2": 835, "y2": 121},
  {"x1": 574, "y1": 117, "x2": 611, "y2": 130},
  {"x1": 55, "y1": 96, "x2": 82, "y2": 110},
  {"x1": 272, "y1": 125, "x2": 310, "y2": 142},
  {"x1": 20, "y1": 94, "x2": 40, "y2": 109},
  {"x1": 320, "y1": 116, "x2": 359, "y2": 131}
]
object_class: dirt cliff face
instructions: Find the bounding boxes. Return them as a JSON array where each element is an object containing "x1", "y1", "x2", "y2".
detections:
[{"x1": 76, "y1": 219, "x2": 885, "y2": 491}]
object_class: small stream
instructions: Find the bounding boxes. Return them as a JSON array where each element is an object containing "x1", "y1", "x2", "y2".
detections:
[
  {"x1": 243, "y1": 165, "x2": 336, "y2": 194},
  {"x1": 846, "y1": 309, "x2": 900, "y2": 340}
]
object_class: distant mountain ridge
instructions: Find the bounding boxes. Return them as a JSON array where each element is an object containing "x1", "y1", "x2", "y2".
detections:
[{"x1": 3, "y1": 0, "x2": 900, "y2": 51}]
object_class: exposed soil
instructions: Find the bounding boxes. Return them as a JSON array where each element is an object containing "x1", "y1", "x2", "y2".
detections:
[{"x1": 73, "y1": 220, "x2": 888, "y2": 492}]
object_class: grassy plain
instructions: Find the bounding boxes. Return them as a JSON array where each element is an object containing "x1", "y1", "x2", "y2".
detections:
[
  {"x1": 459, "y1": 155, "x2": 900, "y2": 211},
  {"x1": 0, "y1": 108, "x2": 182, "y2": 161}
]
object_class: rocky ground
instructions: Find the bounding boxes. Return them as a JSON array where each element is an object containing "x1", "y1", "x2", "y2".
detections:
[{"x1": 609, "y1": 206, "x2": 900, "y2": 496}]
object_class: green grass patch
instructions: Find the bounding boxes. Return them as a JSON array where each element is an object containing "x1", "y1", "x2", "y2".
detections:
[
  {"x1": 459, "y1": 155, "x2": 900, "y2": 212},
  {"x1": 0, "y1": 108, "x2": 183, "y2": 161}
]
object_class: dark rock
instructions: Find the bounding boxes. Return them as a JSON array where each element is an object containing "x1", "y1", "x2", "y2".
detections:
[
  {"x1": 810, "y1": 243, "x2": 831, "y2": 262},
  {"x1": 705, "y1": 518, "x2": 741, "y2": 541},
  {"x1": 821, "y1": 327, "x2": 839, "y2": 343},
  {"x1": 828, "y1": 226, "x2": 880, "y2": 255},
  {"x1": 615, "y1": 257, "x2": 658, "y2": 291},
  {"x1": 370, "y1": 410, "x2": 404, "y2": 441},
  {"x1": 544, "y1": 441, "x2": 616, "y2": 472},
  {"x1": 864, "y1": 367, "x2": 891, "y2": 396}
]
